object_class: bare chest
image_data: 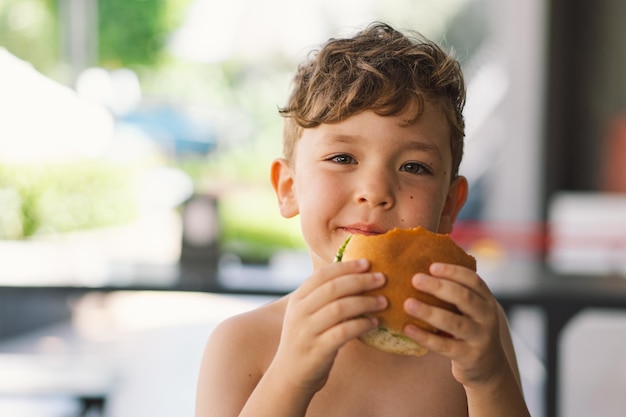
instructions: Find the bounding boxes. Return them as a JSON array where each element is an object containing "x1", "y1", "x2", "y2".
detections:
[{"x1": 305, "y1": 343, "x2": 468, "y2": 417}]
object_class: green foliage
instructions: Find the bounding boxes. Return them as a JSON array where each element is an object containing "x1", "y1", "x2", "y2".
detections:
[
  {"x1": 0, "y1": 0, "x2": 58, "y2": 74},
  {"x1": 0, "y1": 162, "x2": 138, "y2": 239},
  {"x1": 99, "y1": 0, "x2": 171, "y2": 68},
  {"x1": 217, "y1": 187, "x2": 305, "y2": 263}
]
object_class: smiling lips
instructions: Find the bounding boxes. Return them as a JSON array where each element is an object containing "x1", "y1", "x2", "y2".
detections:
[{"x1": 341, "y1": 224, "x2": 387, "y2": 236}]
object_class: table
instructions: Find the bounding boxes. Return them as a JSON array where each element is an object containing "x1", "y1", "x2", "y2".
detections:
[
  {"x1": 4, "y1": 261, "x2": 626, "y2": 417},
  {"x1": 485, "y1": 262, "x2": 626, "y2": 417}
]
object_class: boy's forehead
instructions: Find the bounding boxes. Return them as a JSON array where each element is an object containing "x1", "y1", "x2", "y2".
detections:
[
  {"x1": 287, "y1": 101, "x2": 454, "y2": 160},
  {"x1": 319, "y1": 106, "x2": 448, "y2": 133},
  {"x1": 299, "y1": 110, "x2": 451, "y2": 151}
]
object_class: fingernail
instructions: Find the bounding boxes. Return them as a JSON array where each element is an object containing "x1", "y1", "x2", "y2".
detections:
[
  {"x1": 376, "y1": 295, "x2": 387, "y2": 307},
  {"x1": 405, "y1": 298, "x2": 419, "y2": 312},
  {"x1": 430, "y1": 263, "x2": 443, "y2": 274},
  {"x1": 413, "y1": 274, "x2": 426, "y2": 287}
]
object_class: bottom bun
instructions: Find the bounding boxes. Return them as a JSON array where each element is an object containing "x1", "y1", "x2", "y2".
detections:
[{"x1": 359, "y1": 326, "x2": 428, "y2": 357}]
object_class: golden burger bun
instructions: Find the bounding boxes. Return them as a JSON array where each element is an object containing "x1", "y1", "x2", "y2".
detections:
[{"x1": 337, "y1": 226, "x2": 476, "y2": 356}]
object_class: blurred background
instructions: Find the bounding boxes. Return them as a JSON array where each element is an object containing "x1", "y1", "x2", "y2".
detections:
[{"x1": 1, "y1": 0, "x2": 626, "y2": 416}]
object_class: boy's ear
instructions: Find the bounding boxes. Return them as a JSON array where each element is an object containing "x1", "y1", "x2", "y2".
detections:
[
  {"x1": 270, "y1": 158, "x2": 299, "y2": 218},
  {"x1": 438, "y1": 175, "x2": 468, "y2": 234}
]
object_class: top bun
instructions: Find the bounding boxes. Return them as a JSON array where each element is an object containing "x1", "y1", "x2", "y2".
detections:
[{"x1": 340, "y1": 226, "x2": 476, "y2": 356}]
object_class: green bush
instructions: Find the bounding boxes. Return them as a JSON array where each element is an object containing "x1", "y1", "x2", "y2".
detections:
[
  {"x1": 0, "y1": 161, "x2": 138, "y2": 239},
  {"x1": 217, "y1": 187, "x2": 305, "y2": 263}
]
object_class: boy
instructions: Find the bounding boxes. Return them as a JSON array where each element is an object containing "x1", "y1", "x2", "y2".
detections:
[{"x1": 195, "y1": 22, "x2": 530, "y2": 416}]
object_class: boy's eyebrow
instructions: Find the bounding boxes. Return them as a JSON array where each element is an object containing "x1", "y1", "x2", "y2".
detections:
[
  {"x1": 404, "y1": 140, "x2": 444, "y2": 159},
  {"x1": 319, "y1": 134, "x2": 361, "y2": 144},
  {"x1": 320, "y1": 134, "x2": 444, "y2": 160}
]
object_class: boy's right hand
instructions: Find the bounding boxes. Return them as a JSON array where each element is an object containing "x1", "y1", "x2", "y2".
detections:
[{"x1": 270, "y1": 259, "x2": 387, "y2": 395}]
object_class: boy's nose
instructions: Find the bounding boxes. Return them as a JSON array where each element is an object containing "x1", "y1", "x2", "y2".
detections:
[{"x1": 355, "y1": 175, "x2": 395, "y2": 208}]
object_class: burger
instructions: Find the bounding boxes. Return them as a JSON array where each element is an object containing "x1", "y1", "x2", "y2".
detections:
[{"x1": 335, "y1": 226, "x2": 476, "y2": 356}]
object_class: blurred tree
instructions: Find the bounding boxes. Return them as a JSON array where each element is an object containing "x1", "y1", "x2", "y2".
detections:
[
  {"x1": 0, "y1": 0, "x2": 188, "y2": 76},
  {"x1": 0, "y1": 0, "x2": 58, "y2": 74},
  {"x1": 99, "y1": 0, "x2": 171, "y2": 68}
]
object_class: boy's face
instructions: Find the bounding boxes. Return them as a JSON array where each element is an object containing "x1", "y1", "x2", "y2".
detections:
[{"x1": 271, "y1": 107, "x2": 468, "y2": 268}]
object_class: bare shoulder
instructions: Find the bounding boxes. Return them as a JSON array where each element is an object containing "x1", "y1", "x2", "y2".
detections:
[
  {"x1": 202, "y1": 295, "x2": 287, "y2": 371},
  {"x1": 195, "y1": 295, "x2": 288, "y2": 416},
  {"x1": 211, "y1": 296, "x2": 285, "y2": 347}
]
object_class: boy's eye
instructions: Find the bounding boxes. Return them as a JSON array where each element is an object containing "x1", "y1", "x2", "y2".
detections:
[
  {"x1": 328, "y1": 154, "x2": 356, "y2": 164},
  {"x1": 400, "y1": 162, "x2": 430, "y2": 175}
]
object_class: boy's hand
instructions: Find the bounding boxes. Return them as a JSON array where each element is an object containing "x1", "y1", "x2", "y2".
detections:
[
  {"x1": 402, "y1": 263, "x2": 509, "y2": 387},
  {"x1": 271, "y1": 259, "x2": 387, "y2": 395}
]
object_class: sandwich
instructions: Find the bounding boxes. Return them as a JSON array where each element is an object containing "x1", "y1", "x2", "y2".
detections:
[{"x1": 335, "y1": 226, "x2": 476, "y2": 356}]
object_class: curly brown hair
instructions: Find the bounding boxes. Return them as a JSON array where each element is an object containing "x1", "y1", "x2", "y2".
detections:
[{"x1": 279, "y1": 22, "x2": 467, "y2": 178}]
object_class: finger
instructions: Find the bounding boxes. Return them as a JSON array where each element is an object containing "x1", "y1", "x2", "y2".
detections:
[
  {"x1": 412, "y1": 272, "x2": 491, "y2": 318},
  {"x1": 318, "y1": 315, "x2": 380, "y2": 351},
  {"x1": 429, "y1": 263, "x2": 492, "y2": 300},
  {"x1": 404, "y1": 297, "x2": 477, "y2": 340},
  {"x1": 287, "y1": 269, "x2": 386, "y2": 340},
  {"x1": 403, "y1": 321, "x2": 460, "y2": 356},
  {"x1": 303, "y1": 270, "x2": 386, "y2": 315},
  {"x1": 311, "y1": 294, "x2": 387, "y2": 335},
  {"x1": 295, "y1": 259, "x2": 370, "y2": 299}
]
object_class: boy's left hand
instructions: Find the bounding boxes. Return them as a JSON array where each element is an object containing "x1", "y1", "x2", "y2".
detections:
[{"x1": 402, "y1": 262, "x2": 509, "y2": 387}]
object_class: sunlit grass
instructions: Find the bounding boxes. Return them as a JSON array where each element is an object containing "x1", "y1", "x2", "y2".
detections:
[
  {"x1": 217, "y1": 186, "x2": 305, "y2": 263},
  {"x1": 0, "y1": 162, "x2": 138, "y2": 239}
]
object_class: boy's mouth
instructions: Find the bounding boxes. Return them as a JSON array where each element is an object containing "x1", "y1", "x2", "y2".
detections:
[{"x1": 341, "y1": 224, "x2": 387, "y2": 236}]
